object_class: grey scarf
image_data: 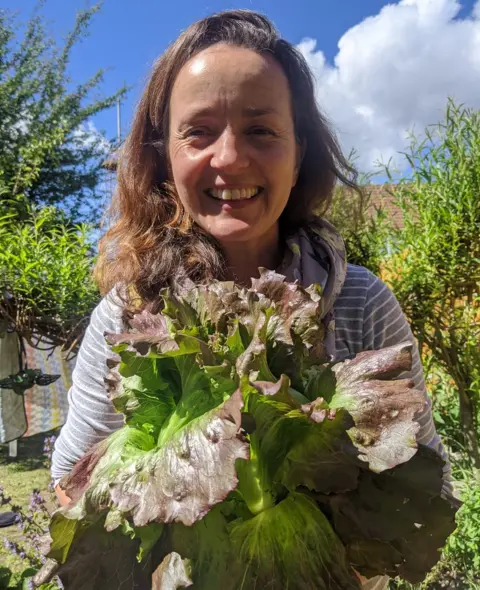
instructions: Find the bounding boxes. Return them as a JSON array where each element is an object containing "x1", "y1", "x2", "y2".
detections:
[{"x1": 278, "y1": 218, "x2": 347, "y2": 361}]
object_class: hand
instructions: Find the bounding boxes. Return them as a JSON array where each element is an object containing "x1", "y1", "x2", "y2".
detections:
[
  {"x1": 54, "y1": 484, "x2": 71, "y2": 507},
  {"x1": 354, "y1": 569, "x2": 368, "y2": 584}
]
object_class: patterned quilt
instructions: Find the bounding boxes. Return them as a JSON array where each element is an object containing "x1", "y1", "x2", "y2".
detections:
[{"x1": 0, "y1": 333, "x2": 74, "y2": 443}]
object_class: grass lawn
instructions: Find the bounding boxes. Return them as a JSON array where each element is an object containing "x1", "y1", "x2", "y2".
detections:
[{"x1": 0, "y1": 431, "x2": 57, "y2": 577}]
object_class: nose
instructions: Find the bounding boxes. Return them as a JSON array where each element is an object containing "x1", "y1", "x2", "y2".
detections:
[{"x1": 209, "y1": 128, "x2": 249, "y2": 172}]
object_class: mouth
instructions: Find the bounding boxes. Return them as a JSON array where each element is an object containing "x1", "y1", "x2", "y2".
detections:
[{"x1": 205, "y1": 187, "x2": 263, "y2": 201}]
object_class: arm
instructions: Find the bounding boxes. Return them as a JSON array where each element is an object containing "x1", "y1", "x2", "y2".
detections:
[{"x1": 51, "y1": 294, "x2": 125, "y2": 503}]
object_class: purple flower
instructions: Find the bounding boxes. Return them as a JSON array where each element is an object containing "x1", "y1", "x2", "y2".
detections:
[
  {"x1": 29, "y1": 489, "x2": 46, "y2": 511},
  {"x1": 4, "y1": 538, "x2": 20, "y2": 556},
  {"x1": 43, "y1": 434, "x2": 57, "y2": 463}
]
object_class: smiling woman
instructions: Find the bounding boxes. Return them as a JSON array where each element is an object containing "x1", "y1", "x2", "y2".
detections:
[
  {"x1": 93, "y1": 10, "x2": 356, "y2": 297},
  {"x1": 168, "y1": 44, "x2": 301, "y2": 282},
  {"x1": 51, "y1": 9, "x2": 451, "y2": 590}
]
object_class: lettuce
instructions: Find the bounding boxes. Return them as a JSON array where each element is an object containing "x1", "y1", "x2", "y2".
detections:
[{"x1": 35, "y1": 271, "x2": 460, "y2": 589}]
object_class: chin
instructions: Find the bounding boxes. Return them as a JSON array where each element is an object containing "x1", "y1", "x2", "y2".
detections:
[{"x1": 205, "y1": 220, "x2": 260, "y2": 244}]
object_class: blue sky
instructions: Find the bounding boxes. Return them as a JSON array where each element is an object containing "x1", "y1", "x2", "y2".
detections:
[{"x1": 7, "y1": 0, "x2": 480, "y2": 171}]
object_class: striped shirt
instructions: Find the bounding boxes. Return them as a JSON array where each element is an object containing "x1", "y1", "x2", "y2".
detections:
[
  {"x1": 51, "y1": 264, "x2": 451, "y2": 589},
  {"x1": 52, "y1": 263, "x2": 450, "y2": 481}
]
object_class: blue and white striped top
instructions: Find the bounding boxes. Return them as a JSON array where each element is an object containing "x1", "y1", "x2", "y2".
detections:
[
  {"x1": 51, "y1": 263, "x2": 451, "y2": 590},
  {"x1": 51, "y1": 263, "x2": 450, "y2": 484}
]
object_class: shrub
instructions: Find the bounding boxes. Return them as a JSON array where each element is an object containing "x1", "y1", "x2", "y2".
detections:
[{"x1": 380, "y1": 100, "x2": 480, "y2": 476}]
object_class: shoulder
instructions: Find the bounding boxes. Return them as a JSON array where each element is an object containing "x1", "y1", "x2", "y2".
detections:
[
  {"x1": 336, "y1": 264, "x2": 397, "y2": 310},
  {"x1": 333, "y1": 264, "x2": 409, "y2": 358},
  {"x1": 84, "y1": 289, "x2": 125, "y2": 348},
  {"x1": 335, "y1": 264, "x2": 381, "y2": 310}
]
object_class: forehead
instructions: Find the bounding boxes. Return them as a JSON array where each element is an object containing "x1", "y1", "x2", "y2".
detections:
[{"x1": 169, "y1": 44, "x2": 292, "y2": 118}]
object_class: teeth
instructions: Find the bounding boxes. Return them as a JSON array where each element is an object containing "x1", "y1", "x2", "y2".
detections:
[{"x1": 209, "y1": 188, "x2": 260, "y2": 201}]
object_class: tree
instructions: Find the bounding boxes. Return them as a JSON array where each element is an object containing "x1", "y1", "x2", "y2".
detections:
[
  {"x1": 0, "y1": 204, "x2": 100, "y2": 355},
  {"x1": 382, "y1": 100, "x2": 480, "y2": 477},
  {"x1": 0, "y1": 3, "x2": 126, "y2": 223}
]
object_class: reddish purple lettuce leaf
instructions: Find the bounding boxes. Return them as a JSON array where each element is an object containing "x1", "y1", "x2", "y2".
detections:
[
  {"x1": 38, "y1": 275, "x2": 459, "y2": 589},
  {"x1": 108, "y1": 389, "x2": 249, "y2": 527},
  {"x1": 321, "y1": 446, "x2": 460, "y2": 582},
  {"x1": 330, "y1": 343, "x2": 427, "y2": 472},
  {"x1": 152, "y1": 552, "x2": 192, "y2": 589}
]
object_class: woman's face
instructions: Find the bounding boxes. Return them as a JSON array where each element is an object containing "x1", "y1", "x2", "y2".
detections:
[{"x1": 168, "y1": 44, "x2": 300, "y2": 248}]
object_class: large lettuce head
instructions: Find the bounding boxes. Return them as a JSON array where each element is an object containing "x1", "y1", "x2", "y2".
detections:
[{"x1": 35, "y1": 272, "x2": 459, "y2": 590}]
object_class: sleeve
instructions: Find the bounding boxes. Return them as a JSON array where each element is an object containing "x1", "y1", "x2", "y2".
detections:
[
  {"x1": 50, "y1": 293, "x2": 125, "y2": 483},
  {"x1": 362, "y1": 270, "x2": 453, "y2": 494}
]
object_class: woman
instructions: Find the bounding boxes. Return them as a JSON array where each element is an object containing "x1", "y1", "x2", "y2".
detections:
[{"x1": 52, "y1": 9, "x2": 450, "y2": 588}]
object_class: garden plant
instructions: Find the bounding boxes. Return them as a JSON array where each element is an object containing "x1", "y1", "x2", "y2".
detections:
[{"x1": 0, "y1": 3, "x2": 478, "y2": 582}]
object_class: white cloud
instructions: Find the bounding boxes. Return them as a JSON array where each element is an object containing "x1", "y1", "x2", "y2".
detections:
[
  {"x1": 297, "y1": 0, "x2": 480, "y2": 173},
  {"x1": 72, "y1": 121, "x2": 111, "y2": 155}
]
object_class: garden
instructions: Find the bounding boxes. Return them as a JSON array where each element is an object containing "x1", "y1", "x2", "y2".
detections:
[{"x1": 0, "y1": 5, "x2": 479, "y2": 590}]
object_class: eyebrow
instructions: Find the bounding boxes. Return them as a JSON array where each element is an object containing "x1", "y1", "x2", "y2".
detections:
[
  {"x1": 179, "y1": 105, "x2": 279, "y2": 123},
  {"x1": 242, "y1": 106, "x2": 279, "y2": 117}
]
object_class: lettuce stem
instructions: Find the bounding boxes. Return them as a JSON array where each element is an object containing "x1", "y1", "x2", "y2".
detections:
[{"x1": 236, "y1": 447, "x2": 274, "y2": 515}]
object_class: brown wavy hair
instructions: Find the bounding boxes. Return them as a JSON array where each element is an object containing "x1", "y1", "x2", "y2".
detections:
[{"x1": 95, "y1": 9, "x2": 357, "y2": 308}]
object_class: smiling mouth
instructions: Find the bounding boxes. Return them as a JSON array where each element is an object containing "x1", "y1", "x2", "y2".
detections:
[{"x1": 205, "y1": 187, "x2": 263, "y2": 201}]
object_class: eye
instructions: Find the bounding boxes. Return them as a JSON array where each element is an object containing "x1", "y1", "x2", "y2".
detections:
[
  {"x1": 187, "y1": 127, "x2": 209, "y2": 137},
  {"x1": 249, "y1": 127, "x2": 275, "y2": 136}
]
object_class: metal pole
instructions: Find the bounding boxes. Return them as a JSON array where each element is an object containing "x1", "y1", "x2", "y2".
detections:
[{"x1": 9, "y1": 440, "x2": 18, "y2": 458}]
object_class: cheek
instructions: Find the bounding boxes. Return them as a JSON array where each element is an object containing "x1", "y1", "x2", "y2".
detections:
[
  {"x1": 170, "y1": 150, "x2": 203, "y2": 196},
  {"x1": 263, "y1": 145, "x2": 298, "y2": 194},
  {"x1": 264, "y1": 141, "x2": 296, "y2": 170}
]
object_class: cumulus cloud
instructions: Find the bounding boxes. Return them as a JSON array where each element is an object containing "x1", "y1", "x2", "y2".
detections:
[
  {"x1": 297, "y1": 0, "x2": 480, "y2": 173},
  {"x1": 72, "y1": 121, "x2": 111, "y2": 155}
]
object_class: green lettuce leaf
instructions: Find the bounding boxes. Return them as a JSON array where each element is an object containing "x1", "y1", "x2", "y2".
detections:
[
  {"x1": 278, "y1": 406, "x2": 361, "y2": 493},
  {"x1": 39, "y1": 275, "x2": 459, "y2": 589},
  {"x1": 169, "y1": 505, "x2": 238, "y2": 589},
  {"x1": 107, "y1": 389, "x2": 249, "y2": 527},
  {"x1": 228, "y1": 492, "x2": 359, "y2": 590}
]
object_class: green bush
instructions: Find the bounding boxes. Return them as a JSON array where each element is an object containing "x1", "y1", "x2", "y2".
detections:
[
  {"x1": 443, "y1": 477, "x2": 480, "y2": 576},
  {"x1": 380, "y1": 100, "x2": 480, "y2": 476},
  {"x1": 324, "y1": 158, "x2": 391, "y2": 275},
  {"x1": 326, "y1": 184, "x2": 390, "y2": 275},
  {"x1": 0, "y1": 204, "x2": 100, "y2": 353}
]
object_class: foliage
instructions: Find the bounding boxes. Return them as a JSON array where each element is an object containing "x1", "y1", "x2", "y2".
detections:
[
  {"x1": 391, "y1": 370, "x2": 480, "y2": 590},
  {"x1": 0, "y1": 4, "x2": 126, "y2": 223},
  {"x1": 0, "y1": 434, "x2": 61, "y2": 589},
  {"x1": 380, "y1": 100, "x2": 480, "y2": 475},
  {"x1": 443, "y1": 474, "x2": 480, "y2": 577},
  {"x1": 390, "y1": 471, "x2": 480, "y2": 590},
  {"x1": 36, "y1": 273, "x2": 458, "y2": 589},
  {"x1": 325, "y1": 157, "x2": 391, "y2": 274},
  {"x1": 0, "y1": 204, "x2": 100, "y2": 354}
]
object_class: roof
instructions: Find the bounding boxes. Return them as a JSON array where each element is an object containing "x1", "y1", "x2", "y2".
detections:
[{"x1": 363, "y1": 184, "x2": 405, "y2": 228}]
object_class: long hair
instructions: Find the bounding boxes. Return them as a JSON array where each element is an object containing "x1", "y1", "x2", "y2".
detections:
[{"x1": 94, "y1": 10, "x2": 357, "y2": 309}]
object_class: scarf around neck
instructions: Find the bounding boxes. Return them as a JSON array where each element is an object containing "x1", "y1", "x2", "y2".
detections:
[{"x1": 277, "y1": 218, "x2": 347, "y2": 360}]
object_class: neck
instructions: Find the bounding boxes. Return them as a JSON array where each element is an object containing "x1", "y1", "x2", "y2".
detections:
[{"x1": 221, "y1": 229, "x2": 282, "y2": 287}]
